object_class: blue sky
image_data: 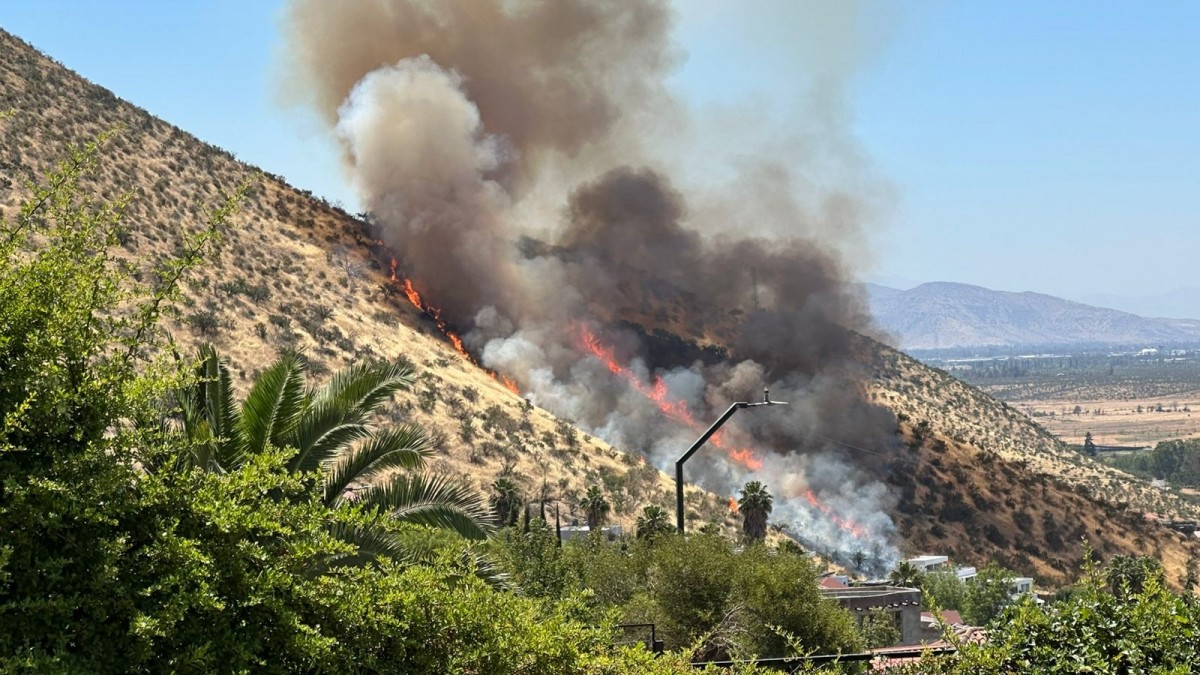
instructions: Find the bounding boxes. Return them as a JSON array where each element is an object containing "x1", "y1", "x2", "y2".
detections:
[{"x1": 2, "y1": 2, "x2": 1197, "y2": 302}]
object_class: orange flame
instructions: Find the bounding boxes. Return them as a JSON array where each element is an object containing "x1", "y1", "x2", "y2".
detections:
[
  {"x1": 501, "y1": 375, "x2": 520, "y2": 395},
  {"x1": 804, "y1": 490, "x2": 866, "y2": 538},
  {"x1": 580, "y1": 325, "x2": 698, "y2": 426},
  {"x1": 400, "y1": 278, "x2": 471, "y2": 361},
  {"x1": 579, "y1": 325, "x2": 764, "y2": 470},
  {"x1": 729, "y1": 448, "x2": 764, "y2": 471},
  {"x1": 728, "y1": 497, "x2": 739, "y2": 514},
  {"x1": 391, "y1": 272, "x2": 520, "y2": 395}
]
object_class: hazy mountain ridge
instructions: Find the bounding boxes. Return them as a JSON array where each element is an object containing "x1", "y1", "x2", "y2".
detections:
[
  {"x1": 1078, "y1": 287, "x2": 1200, "y2": 323},
  {"x1": 868, "y1": 281, "x2": 1200, "y2": 351},
  {"x1": 5, "y1": 27, "x2": 1199, "y2": 586}
]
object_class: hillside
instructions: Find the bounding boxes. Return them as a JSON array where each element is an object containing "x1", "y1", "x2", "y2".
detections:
[
  {"x1": 868, "y1": 281, "x2": 1200, "y2": 351},
  {"x1": 0, "y1": 28, "x2": 707, "y2": 536},
  {"x1": 4, "y1": 28, "x2": 1199, "y2": 587},
  {"x1": 868, "y1": 341, "x2": 1200, "y2": 584}
]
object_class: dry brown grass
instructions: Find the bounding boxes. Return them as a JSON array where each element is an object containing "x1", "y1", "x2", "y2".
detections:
[{"x1": 1014, "y1": 397, "x2": 1200, "y2": 447}]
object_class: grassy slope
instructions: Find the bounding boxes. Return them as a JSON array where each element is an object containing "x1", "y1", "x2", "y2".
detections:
[
  {"x1": 3, "y1": 28, "x2": 1197, "y2": 586},
  {"x1": 0, "y1": 29, "x2": 721, "y2": 536}
]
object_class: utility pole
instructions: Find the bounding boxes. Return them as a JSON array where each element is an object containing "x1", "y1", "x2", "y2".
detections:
[{"x1": 675, "y1": 388, "x2": 787, "y2": 534}]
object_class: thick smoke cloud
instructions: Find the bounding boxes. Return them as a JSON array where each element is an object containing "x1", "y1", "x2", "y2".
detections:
[{"x1": 281, "y1": 0, "x2": 900, "y2": 571}]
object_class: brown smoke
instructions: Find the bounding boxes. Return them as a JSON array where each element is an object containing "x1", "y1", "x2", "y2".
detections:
[
  {"x1": 555, "y1": 167, "x2": 868, "y2": 376},
  {"x1": 282, "y1": 0, "x2": 675, "y2": 188},
  {"x1": 280, "y1": 0, "x2": 900, "y2": 569}
]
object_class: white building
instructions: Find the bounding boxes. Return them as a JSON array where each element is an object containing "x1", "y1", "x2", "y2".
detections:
[
  {"x1": 904, "y1": 555, "x2": 949, "y2": 572},
  {"x1": 558, "y1": 524, "x2": 623, "y2": 542},
  {"x1": 1011, "y1": 576, "x2": 1034, "y2": 596}
]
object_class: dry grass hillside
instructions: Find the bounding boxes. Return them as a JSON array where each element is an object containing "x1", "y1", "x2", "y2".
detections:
[
  {"x1": 4, "y1": 28, "x2": 1198, "y2": 586},
  {"x1": 0, "y1": 29, "x2": 738, "y2": 535},
  {"x1": 867, "y1": 342, "x2": 1200, "y2": 523},
  {"x1": 884, "y1": 416, "x2": 1198, "y2": 586}
]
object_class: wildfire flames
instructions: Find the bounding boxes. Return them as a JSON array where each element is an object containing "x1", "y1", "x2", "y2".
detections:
[
  {"x1": 579, "y1": 325, "x2": 764, "y2": 470},
  {"x1": 579, "y1": 325, "x2": 867, "y2": 540},
  {"x1": 390, "y1": 258, "x2": 520, "y2": 396},
  {"x1": 805, "y1": 491, "x2": 866, "y2": 539}
]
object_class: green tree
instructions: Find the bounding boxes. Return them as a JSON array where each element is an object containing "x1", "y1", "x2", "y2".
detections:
[
  {"x1": 635, "y1": 504, "x2": 674, "y2": 540},
  {"x1": 1084, "y1": 431, "x2": 1097, "y2": 457},
  {"x1": 732, "y1": 544, "x2": 862, "y2": 658},
  {"x1": 888, "y1": 560, "x2": 925, "y2": 588},
  {"x1": 738, "y1": 480, "x2": 774, "y2": 543},
  {"x1": 859, "y1": 609, "x2": 901, "y2": 648},
  {"x1": 580, "y1": 485, "x2": 611, "y2": 531},
  {"x1": 1106, "y1": 554, "x2": 1163, "y2": 597},
  {"x1": 170, "y1": 346, "x2": 493, "y2": 558},
  {"x1": 962, "y1": 562, "x2": 1016, "y2": 626},
  {"x1": 925, "y1": 551, "x2": 1200, "y2": 673},
  {"x1": 491, "y1": 476, "x2": 522, "y2": 527},
  {"x1": 0, "y1": 129, "x2": 757, "y2": 674},
  {"x1": 921, "y1": 567, "x2": 966, "y2": 611}
]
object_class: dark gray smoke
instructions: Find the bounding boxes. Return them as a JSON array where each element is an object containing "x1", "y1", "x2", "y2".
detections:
[{"x1": 281, "y1": 0, "x2": 900, "y2": 570}]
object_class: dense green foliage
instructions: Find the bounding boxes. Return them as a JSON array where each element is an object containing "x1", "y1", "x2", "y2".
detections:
[
  {"x1": 170, "y1": 346, "x2": 493, "y2": 564},
  {"x1": 858, "y1": 610, "x2": 900, "y2": 649},
  {"x1": 888, "y1": 553, "x2": 1200, "y2": 674},
  {"x1": 915, "y1": 563, "x2": 1018, "y2": 626},
  {"x1": 921, "y1": 568, "x2": 966, "y2": 612},
  {"x1": 635, "y1": 505, "x2": 673, "y2": 540},
  {"x1": 1105, "y1": 438, "x2": 1200, "y2": 486},
  {"x1": 960, "y1": 562, "x2": 1017, "y2": 626},
  {"x1": 490, "y1": 526, "x2": 862, "y2": 660}
]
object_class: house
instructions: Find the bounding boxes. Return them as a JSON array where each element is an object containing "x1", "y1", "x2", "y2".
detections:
[
  {"x1": 901, "y1": 555, "x2": 975, "y2": 581},
  {"x1": 558, "y1": 524, "x2": 623, "y2": 542},
  {"x1": 919, "y1": 610, "x2": 964, "y2": 641},
  {"x1": 1011, "y1": 576, "x2": 1034, "y2": 597},
  {"x1": 820, "y1": 586, "x2": 923, "y2": 645},
  {"x1": 904, "y1": 555, "x2": 949, "y2": 573},
  {"x1": 819, "y1": 575, "x2": 849, "y2": 590}
]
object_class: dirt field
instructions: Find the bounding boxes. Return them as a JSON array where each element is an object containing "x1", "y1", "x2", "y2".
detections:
[{"x1": 1014, "y1": 396, "x2": 1200, "y2": 446}]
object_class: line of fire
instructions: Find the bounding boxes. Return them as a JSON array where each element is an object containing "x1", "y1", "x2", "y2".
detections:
[{"x1": 376, "y1": 247, "x2": 867, "y2": 544}]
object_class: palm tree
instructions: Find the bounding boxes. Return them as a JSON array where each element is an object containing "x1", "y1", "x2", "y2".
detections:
[
  {"x1": 170, "y1": 346, "x2": 492, "y2": 560},
  {"x1": 889, "y1": 560, "x2": 923, "y2": 588},
  {"x1": 635, "y1": 505, "x2": 673, "y2": 540},
  {"x1": 738, "y1": 480, "x2": 773, "y2": 543},
  {"x1": 491, "y1": 476, "x2": 521, "y2": 527},
  {"x1": 579, "y1": 486, "x2": 610, "y2": 531}
]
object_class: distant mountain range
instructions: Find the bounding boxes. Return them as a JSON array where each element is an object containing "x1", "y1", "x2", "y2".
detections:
[{"x1": 865, "y1": 281, "x2": 1200, "y2": 351}]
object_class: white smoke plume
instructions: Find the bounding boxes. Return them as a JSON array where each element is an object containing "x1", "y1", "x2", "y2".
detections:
[{"x1": 281, "y1": 0, "x2": 901, "y2": 574}]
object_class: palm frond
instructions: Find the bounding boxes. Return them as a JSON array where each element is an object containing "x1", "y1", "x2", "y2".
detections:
[
  {"x1": 311, "y1": 359, "x2": 417, "y2": 421},
  {"x1": 325, "y1": 521, "x2": 413, "y2": 565},
  {"x1": 323, "y1": 425, "x2": 433, "y2": 506},
  {"x1": 238, "y1": 352, "x2": 307, "y2": 456},
  {"x1": 286, "y1": 396, "x2": 373, "y2": 473},
  {"x1": 195, "y1": 345, "x2": 241, "y2": 469},
  {"x1": 454, "y1": 547, "x2": 512, "y2": 591},
  {"x1": 168, "y1": 346, "x2": 241, "y2": 472},
  {"x1": 358, "y1": 473, "x2": 493, "y2": 540}
]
